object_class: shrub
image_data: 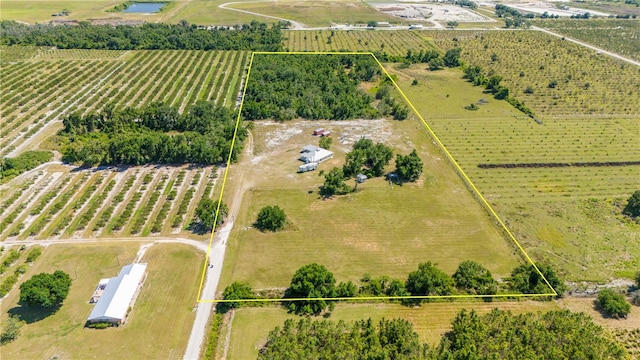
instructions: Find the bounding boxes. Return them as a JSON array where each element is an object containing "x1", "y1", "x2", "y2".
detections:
[
  {"x1": 596, "y1": 289, "x2": 631, "y2": 319},
  {"x1": 255, "y1": 205, "x2": 287, "y2": 232}
]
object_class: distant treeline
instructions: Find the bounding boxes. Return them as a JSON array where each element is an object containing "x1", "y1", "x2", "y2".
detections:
[
  {"x1": 60, "y1": 101, "x2": 245, "y2": 166},
  {"x1": 242, "y1": 54, "x2": 381, "y2": 121},
  {"x1": 0, "y1": 20, "x2": 284, "y2": 51}
]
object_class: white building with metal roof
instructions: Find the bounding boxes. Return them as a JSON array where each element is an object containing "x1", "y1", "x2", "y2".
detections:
[
  {"x1": 300, "y1": 145, "x2": 333, "y2": 164},
  {"x1": 87, "y1": 263, "x2": 147, "y2": 324}
]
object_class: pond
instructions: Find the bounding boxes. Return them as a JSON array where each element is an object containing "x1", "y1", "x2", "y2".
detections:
[{"x1": 121, "y1": 2, "x2": 166, "y2": 13}]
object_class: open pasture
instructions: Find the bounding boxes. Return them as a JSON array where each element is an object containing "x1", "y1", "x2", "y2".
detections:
[
  {"x1": 226, "y1": 0, "x2": 407, "y2": 27},
  {"x1": 0, "y1": 49, "x2": 249, "y2": 157},
  {"x1": 536, "y1": 18, "x2": 640, "y2": 62},
  {"x1": 390, "y1": 65, "x2": 639, "y2": 281},
  {"x1": 0, "y1": 242, "x2": 204, "y2": 359},
  {"x1": 422, "y1": 30, "x2": 640, "y2": 117},
  {"x1": 0, "y1": 164, "x2": 219, "y2": 240},
  {"x1": 224, "y1": 301, "x2": 561, "y2": 359},
  {"x1": 219, "y1": 116, "x2": 523, "y2": 291},
  {"x1": 284, "y1": 30, "x2": 434, "y2": 55}
]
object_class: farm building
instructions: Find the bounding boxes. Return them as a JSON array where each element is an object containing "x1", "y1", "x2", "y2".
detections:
[
  {"x1": 300, "y1": 145, "x2": 333, "y2": 163},
  {"x1": 87, "y1": 263, "x2": 147, "y2": 324},
  {"x1": 299, "y1": 162, "x2": 318, "y2": 173},
  {"x1": 313, "y1": 128, "x2": 325, "y2": 136}
]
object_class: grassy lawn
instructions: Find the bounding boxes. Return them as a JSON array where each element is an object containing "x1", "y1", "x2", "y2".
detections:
[
  {"x1": 226, "y1": 300, "x2": 561, "y2": 358},
  {"x1": 226, "y1": 0, "x2": 407, "y2": 27},
  {"x1": 220, "y1": 96, "x2": 523, "y2": 291},
  {"x1": 1, "y1": 242, "x2": 204, "y2": 359},
  {"x1": 390, "y1": 64, "x2": 640, "y2": 282},
  {"x1": 169, "y1": 0, "x2": 277, "y2": 26}
]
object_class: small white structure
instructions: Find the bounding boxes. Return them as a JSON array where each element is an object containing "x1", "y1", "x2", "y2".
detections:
[
  {"x1": 87, "y1": 263, "x2": 147, "y2": 324},
  {"x1": 356, "y1": 174, "x2": 368, "y2": 183},
  {"x1": 409, "y1": 24, "x2": 424, "y2": 30},
  {"x1": 299, "y1": 162, "x2": 318, "y2": 173},
  {"x1": 300, "y1": 145, "x2": 333, "y2": 164}
]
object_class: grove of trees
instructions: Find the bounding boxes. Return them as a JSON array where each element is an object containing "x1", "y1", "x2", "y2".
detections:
[
  {"x1": 1, "y1": 151, "x2": 52, "y2": 183},
  {"x1": 60, "y1": 101, "x2": 246, "y2": 166},
  {"x1": 508, "y1": 263, "x2": 567, "y2": 296},
  {"x1": 0, "y1": 20, "x2": 284, "y2": 51},
  {"x1": 19, "y1": 270, "x2": 72, "y2": 308}
]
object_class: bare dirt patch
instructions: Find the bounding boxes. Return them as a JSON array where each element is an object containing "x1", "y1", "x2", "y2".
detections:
[{"x1": 372, "y1": 3, "x2": 492, "y2": 23}]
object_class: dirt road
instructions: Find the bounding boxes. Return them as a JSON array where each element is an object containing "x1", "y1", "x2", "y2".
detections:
[{"x1": 219, "y1": 1, "x2": 306, "y2": 29}]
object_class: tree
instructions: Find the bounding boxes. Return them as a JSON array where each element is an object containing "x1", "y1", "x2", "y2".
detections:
[
  {"x1": 342, "y1": 138, "x2": 393, "y2": 178},
  {"x1": 443, "y1": 48, "x2": 462, "y2": 67},
  {"x1": 623, "y1": 190, "x2": 640, "y2": 218},
  {"x1": 0, "y1": 315, "x2": 25, "y2": 345},
  {"x1": 446, "y1": 21, "x2": 459, "y2": 28},
  {"x1": 19, "y1": 270, "x2": 72, "y2": 308},
  {"x1": 453, "y1": 260, "x2": 498, "y2": 295},
  {"x1": 395, "y1": 149, "x2": 423, "y2": 182},
  {"x1": 508, "y1": 263, "x2": 566, "y2": 296},
  {"x1": 320, "y1": 167, "x2": 351, "y2": 197},
  {"x1": 255, "y1": 205, "x2": 287, "y2": 232},
  {"x1": 319, "y1": 136, "x2": 332, "y2": 150},
  {"x1": 216, "y1": 282, "x2": 256, "y2": 313},
  {"x1": 428, "y1": 57, "x2": 444, "y2": 71},
  {"x1": 405, "y1": 262, "x2": 454, "y2": 302},
  {"x1": 194, "y1": 198, "x2": 228, "y2": 231},
  {"x1": 596, "y1": 289, "x2": 631, "y2": 319},
  {"x1": 286, "y1": 263, "x2": 336, "y2": 315}
]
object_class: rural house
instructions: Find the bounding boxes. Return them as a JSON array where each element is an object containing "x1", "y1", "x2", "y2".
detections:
[{"x1": 299, "y1": 145, "x2": 333, "y2": 164}]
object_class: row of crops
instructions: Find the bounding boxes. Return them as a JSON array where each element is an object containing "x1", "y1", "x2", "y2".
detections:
[
  {"x1": 422, "y1": 30, "x2": 640, "y2": 117},
  {"x1": 0, "y1": 165, "x2": 219, "y2": 241},
  {"x1": 0, "y1": 50, "x2": 250, "y2": 157},
  {"x1": 535, "y1": 19, "x2": 640, "y2": 62},
  {"x1": 284, "y1": 30, "x2": 435, "y2": 55}
]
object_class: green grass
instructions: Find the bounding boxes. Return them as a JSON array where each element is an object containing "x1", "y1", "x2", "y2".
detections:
[
  {"x1": 389, "y1": 64, "x2": 640, "y2": 282},
  {"x1": 0, "y1": 242, "x2": 204, "y2": 359},
  {"x1": 220, "y1": 113, "x2": 523, "y2": 291},
  {"x1": 226, "y1": 301, "x2": 561, "y2": 358},
  {"x1": 168, "y1": 0, "x2": 273, "y2": 26},
  {"x1": 227, "y1": 0, "x2": 408, "y2": 27}
]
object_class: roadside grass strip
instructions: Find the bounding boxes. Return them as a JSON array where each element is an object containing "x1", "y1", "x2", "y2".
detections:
[{"x1": 197, "y1": 51, "x2": 558, "y2": 303}]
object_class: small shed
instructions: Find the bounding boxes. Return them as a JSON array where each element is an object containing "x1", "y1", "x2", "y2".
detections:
[
  {"x1": 299, "y1": 162, "x2": 318, "y2": 173},
  {"x1": 356, "y1": 174, "x2": 368, "y2": 183},
  {"x1": 320, "y1": 131, "x2": 331, "y2": 137},
  {"x1": 313, "y1": 128, "x2": 325, "y2": 136}
]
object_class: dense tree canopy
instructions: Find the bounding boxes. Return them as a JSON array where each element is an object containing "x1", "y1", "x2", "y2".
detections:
[
  {"x1": 623, "y1": 190, "x2": 640, "y2": 218},
  {"x1": 286, "y1": 263, "x2": 336, "y2": 315},
  {"x1": 0, "y1": 20, "x2": 283, "y2": 51},
  {"x1": 60, "y1": 101, "x2": 245, "y2": 166},
  {"x1": 258, "y1": 318, "x2": 429, "y2": 359},
  {"x1": 242, "y1": 54, "x2": 380, "y2": 121},
  {"x1": 255, "y1": 205, "x2": 287, "y2": 232},
  {"x1": 320, "y1": 167, "x2": 352, "y2": 197},
  {"x1": 452, "y1": 260, "x2": 497, "y2": 295},
  {"x1": 1, "y1": 151, "x2": 52, "y2": 183},
  {"x1": 508, "y1": 263, "x2": 566, "y2": 296},
  {"x1": 342, "y1": 138, "x2": 393, "y2": 178},
  {"x1": 395, "y1": 149, "x2": 423, "y2": 182},
  {"x1": 441, "y1": 309, "x2": 627, "y2": 359},
  {"x1": 217, "y1": 281, "x2": 256, "y2": 313},
  {"x1": 596, "y1": 289, "x2": 631, "y2": 319},
  {"x1": 194, "y1": 198, "x2": 228, "y2": 231},
  {"x1": 443, "y1": 47, "x2": 462, "y2": 67},
  {"x1": 19, "y1": 270, "x2": 71, "y2": 308},
  {"x1": 405, "y1": 262, "x2": 454, "y2": 302}
]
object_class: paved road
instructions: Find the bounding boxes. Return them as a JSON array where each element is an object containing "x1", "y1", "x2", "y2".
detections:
[{"x1": 532, "y1": 26, "x2": 640, "y2": 67}]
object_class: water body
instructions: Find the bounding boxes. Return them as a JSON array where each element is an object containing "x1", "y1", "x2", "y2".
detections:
[{"x1": 121, "y1": 2, "x2": 166, "y2": 13}]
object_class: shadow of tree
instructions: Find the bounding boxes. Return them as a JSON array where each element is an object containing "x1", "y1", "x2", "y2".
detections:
[{"x1": 7, "y1": 302, "x2": 61, "y2": 324}]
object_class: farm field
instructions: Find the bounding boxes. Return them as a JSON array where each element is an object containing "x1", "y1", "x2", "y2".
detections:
[
  {"x1": 224, "y1": 301, "x2": 561, "y2": 358},
  {"x1": 421, "y1": 30, "x2": 640, "y2": 117},
  {"x1": 218, "y1": 114, "x2": 523, "y2": 291},
  {"x1": 0, "y1": 0, "x2": 186, "y2": 24},
  {"x1": 0, "y1": 164, "x2": 219, "y2": 240},
  {"x1": 225, "y1": 0, "x2": 407, "y2": 27},
  {"x1": 535, "y1": 18, "x2": 640, "y2": 62},
  {"x1": 388, "y1": 64, "x2": 640, "y2": 282},
  {"x1": 284, "y1": 30, "x2": 435, "y2": 55},
  {"x1": 0, "y1": 242, "x2": 204, "y2": 359},
  {"x1": 0, "y1": 48, "x2": 249, "y2": 157}
]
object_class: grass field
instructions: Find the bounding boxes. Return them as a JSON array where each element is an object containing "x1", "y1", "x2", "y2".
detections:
[
  {"x1": 388, "y1": 64, "x2": 640, "y2": 282},
  {"x1": 218, "y1": 109, "x2": 523, "y2": 291},
  {"x1": 225, "y1": 301, "x2": 561, "y2": 358},
  {"x1": 0, "y1": 242, "x2": 204, "y2": 359},
  {"x1": 226, "y1": 0, "x2": 407, "y2": 27}
]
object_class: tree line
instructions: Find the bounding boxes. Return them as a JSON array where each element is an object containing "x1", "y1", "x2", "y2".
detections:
[
  {"x1": 242, "y1": 54, "x2": 381, "y2": 121},
  {"x1": 0, "y1": 20, "x2": 284, "y2": 51},
  {"x1": 59, "y1": 101, "x2": 246, "y2": 166},
  {"x1": 257, "y1": 309, "x2": 626, "y2": 359},
  {"x1": 1, "y1": 150, "x2": 52, "y2": 183},
  {"x1": 218, "y1": 260, "x2": 566, "y2": 315}
]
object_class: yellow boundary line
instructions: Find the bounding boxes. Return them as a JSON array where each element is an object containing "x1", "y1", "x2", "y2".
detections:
[{"x1": 197, "y1": 51, "x2": 556, "y2": 303}]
